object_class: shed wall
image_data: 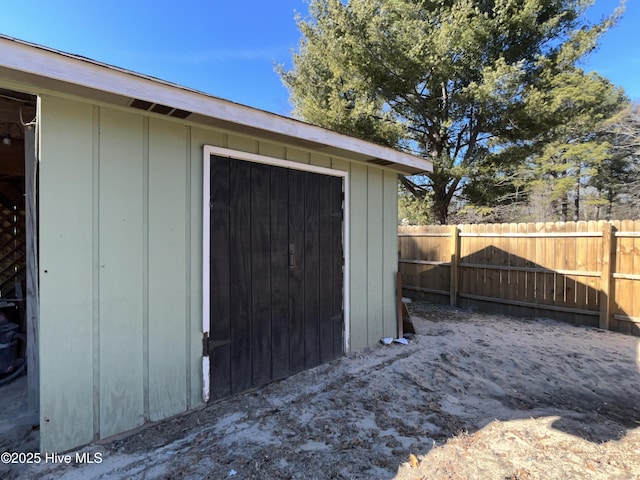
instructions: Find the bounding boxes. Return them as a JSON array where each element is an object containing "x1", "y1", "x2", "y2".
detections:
[{"x1": 38, "y1": 94, "x2": 398, "y2": 452}]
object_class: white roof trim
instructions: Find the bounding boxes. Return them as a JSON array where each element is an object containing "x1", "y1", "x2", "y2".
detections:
[{"x1": 0, "y1": 35, "x2": 432, "y2": 174}]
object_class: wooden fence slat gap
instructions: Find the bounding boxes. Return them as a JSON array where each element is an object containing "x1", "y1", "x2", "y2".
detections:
[
  {"x1": 458, "y1": 292, "x2": 600, "y2": 316},
  {"x1": 456, "y1": 263, "x2": 600, "y2": 277}
]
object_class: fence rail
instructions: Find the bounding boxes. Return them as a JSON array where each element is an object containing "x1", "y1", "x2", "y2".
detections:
[{"x1": 398, "y1": 220, "x2": 640, "y2": 335}]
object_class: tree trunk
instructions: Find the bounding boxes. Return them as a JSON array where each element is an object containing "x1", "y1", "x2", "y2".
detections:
[
  {"x1": 561, "y1": 195, "x2": 568, "y2": 222},
  {"x1": 429, "y1": 172, "x2": 452, "y2": 224},
  {"x1": 606, "y1": 188, "x2": 614, "y2": 221},
  {"x1": 431, "y1": 188, "x2": 449, "y2": 224}
]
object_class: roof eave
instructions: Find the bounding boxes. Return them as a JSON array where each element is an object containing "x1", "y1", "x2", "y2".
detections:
[{"x1": 0, "y1": 35, "x2": 432, "y2": 175}]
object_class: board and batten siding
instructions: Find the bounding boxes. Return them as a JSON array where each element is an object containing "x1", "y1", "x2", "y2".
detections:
[{"x1": 38, "y1": 94, "x2": 398, "y2": 452}]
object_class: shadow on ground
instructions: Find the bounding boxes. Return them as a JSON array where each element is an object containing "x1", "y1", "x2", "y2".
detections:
[{"x1": 5, "y1": 303, "x2": 640, "y2": 480}]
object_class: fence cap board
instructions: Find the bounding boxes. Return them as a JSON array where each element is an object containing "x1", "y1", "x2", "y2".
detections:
[
  {"x1": 398, "y1": 233, "x2": 451, "y2": 237},
  {"x1": 458, "y1": 232, "x2": 603, "y2": 238},
  {"x1": 615, "y1": 232, "x2": 640, "y2": 237}
]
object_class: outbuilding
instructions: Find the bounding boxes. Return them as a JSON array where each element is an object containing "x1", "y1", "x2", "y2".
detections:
[{"x1": 0, "y1": 35, "x2": 432, "y2": 453}]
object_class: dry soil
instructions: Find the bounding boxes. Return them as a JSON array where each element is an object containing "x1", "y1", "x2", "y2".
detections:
[{"x1": 4, "y1": 304, "x2": 640, "y2": 479}]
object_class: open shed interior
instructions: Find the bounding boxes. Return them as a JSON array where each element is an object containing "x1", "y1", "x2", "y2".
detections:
[
  {"x1": 0, "y1": 88, "x2": 38, "y2": 452},
  {"x1": 0, "y1": 89, "x2": 31, "y2": 299}
]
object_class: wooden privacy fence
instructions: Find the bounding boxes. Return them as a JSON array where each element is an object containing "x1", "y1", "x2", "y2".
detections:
[{"x1": 398, "y1": 220, "x2": 640, "y2": 335}]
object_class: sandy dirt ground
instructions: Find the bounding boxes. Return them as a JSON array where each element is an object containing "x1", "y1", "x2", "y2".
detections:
[{"x1": 3, "y1": 304, "x2": 640, "y2": 480}]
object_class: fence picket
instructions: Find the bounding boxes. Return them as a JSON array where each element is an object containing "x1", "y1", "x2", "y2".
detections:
[
  {"x1": 544, "y1": 222, "x2": 556, "y2": 307},
  {"x1": 507, "y1": 223, "x2": 518, "y2": 305},
  {"x1": 617, "y1": 220, "x2": 634, "y2": 334},
  {"x1": 553, "y1": 222, "x2": 566, "y2": 308},
  {"x1": 600, "y1": 222, "x2": 614, "y2": 330},
  {"x1": 586, "y1": 220, "x2": 600, "y2": 313},
  {"x1": 399, "y1": 220, "x2": 640, "y2": 335},
  {"x1": 631, "y1": 220, "x2": 640, "y2": 333}
]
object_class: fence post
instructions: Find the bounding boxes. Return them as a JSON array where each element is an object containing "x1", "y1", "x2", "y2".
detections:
[
  {"x1": 599, "y1": 222, "x2": 616, "y2": 330},
  {"x1": 450, "y1": 225, "x2": 460, "y2": 307}
]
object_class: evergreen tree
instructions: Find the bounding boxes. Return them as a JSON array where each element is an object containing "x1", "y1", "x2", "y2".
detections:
[
  {"x1": 279, "y1": 0, "x2": 626, "y2": 224},
  {"x1": 528, "y1": 70, "x2": 625, "y2": 221},
  {"x1": 590, "y1": 103, "x2": 640, "y2": 219}
]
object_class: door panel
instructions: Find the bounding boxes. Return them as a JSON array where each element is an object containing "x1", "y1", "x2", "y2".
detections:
[
  {"x1": 270, "y1": 166, "x2": 290, "y2": 380},
  {"x1": 288, "y1": 169, "x2": 306, "y2": 376},
  {"x1": 209, "y1": 157, "x2": 231, "y2": 400},
  {"x1": 209, "y1": 156, "x2": 343, "y2": 400},
  {"x1": 330, "y1": 178, "x2": 345, "y2": 358},
  {"x1": 303, "y1": 172, "x2": 320, "y2": 369},
  {"x1": 319, "y1": 175, "x2": 337, "y2": 364},
  {"x1": 249, "y1": 163, "x2": 272, "y2": 387},
  {"x1": 229, "y1": 159, "x2": 252, "y2": 394}
]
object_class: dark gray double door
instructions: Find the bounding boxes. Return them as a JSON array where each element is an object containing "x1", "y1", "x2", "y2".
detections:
[{"x1": 208, "y1": 155, "x2": 344, "y2": 400}]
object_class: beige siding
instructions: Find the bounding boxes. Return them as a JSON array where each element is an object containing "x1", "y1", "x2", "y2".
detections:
[
  {"x1": 310, "y1": 153, "x2": 332, "y2": 168},
  {"x1": 349, "y1": 163, "x2": 369, "y2": 350},
  {"x1": 258, "y1": 141, "x2": 286, "y2": 159},
  {"x1": 227, "y1": 134, "x2": 257, "y2": 154},
  {"x1": 366, "y1": 168, "x2": 385, "y2": 344},
  {"x1": 285, "y1": 147, "x2": 310, "y2": 164},
  {"x1": 39, "y1": 97, "x2": 95, "y2": 451},
  {"x1": 38, "y1": 95, "x2": 401, "y2": 452},
  {"x1": 147, "y1": 118, "x2": 189, "y2": 420},
  {"x1": 382, "y1": 170, "x2": 399, "y2": 337},
  {"x1": 98, "y1": 108, "x2": 145, "y2": 438}
]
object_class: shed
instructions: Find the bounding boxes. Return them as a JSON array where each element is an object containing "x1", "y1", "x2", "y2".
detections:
[{"x1": 0, "y1": 35, "x2": 432, "y2": 453}]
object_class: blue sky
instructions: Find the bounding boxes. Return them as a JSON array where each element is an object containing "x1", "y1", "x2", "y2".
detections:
[{"x1": 1, "y1": 1, "x2": 636, "y2": 116}]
